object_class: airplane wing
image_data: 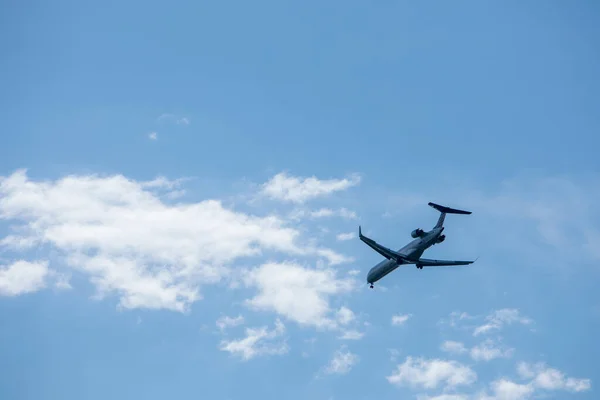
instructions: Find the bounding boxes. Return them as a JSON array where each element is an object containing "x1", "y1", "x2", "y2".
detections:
[
  {"x1": 358, "y1": 226, "x2": 404, "y2": 262},
  {"x1": 415, "y1": 257, "x2": 476, "y2": 267}
]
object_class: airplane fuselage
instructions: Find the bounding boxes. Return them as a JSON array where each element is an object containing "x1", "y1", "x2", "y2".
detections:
[{"x1": 366, "y1": 227, "x2": 444, "y2": 284}]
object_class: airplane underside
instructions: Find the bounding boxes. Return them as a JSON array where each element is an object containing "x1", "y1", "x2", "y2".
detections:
[
  {"x1": 367, "y1": 260, "x2": 427, "y2": 288},
  {"x1": 361, "y1": 202, "x2": 476, "y2": 289}
]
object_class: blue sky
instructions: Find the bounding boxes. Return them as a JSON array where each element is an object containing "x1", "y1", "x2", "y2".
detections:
[{"x1": 1, "y1": 1, "x2": 599, "y2": 399}]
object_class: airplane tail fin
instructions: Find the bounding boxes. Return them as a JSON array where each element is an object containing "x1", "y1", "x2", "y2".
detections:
[{"x1": 428, "y1": 202, "x2": 472, "y2": 228}]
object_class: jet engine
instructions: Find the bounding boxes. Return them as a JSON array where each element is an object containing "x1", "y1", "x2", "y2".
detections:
[
  {"x1": 435, "y1": 234, "x2": 446, "y2": 244},
  {"x1": 411, "y1": 228, "x2": 425, "y2": 238}
]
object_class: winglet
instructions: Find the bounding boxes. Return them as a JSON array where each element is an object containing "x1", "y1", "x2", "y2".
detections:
[{"x1": 358, "y1": 225, "x2": 362, "y2": 237}]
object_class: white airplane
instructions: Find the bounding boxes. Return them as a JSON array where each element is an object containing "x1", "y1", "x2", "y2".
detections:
[{"x1": 360, "y1": 202, "x2": 476, "y2": 288}]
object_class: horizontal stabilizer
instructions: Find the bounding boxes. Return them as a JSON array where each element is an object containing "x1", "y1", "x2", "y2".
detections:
[{"x1": 428, "y1": 202, "x2": 472, "y2": 215}]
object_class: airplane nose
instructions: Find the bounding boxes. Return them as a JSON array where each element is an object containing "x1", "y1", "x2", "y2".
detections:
[{"x1": 367, "y1": 267, "x2": 376, "y2": 283}]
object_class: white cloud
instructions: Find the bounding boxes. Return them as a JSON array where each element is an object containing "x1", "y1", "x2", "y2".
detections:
[
  {"x1": 336, "y1": 308, "x2": 364, "y2": 340},
  {"x1": 390, "y1": 306, "x2": 592, "y2": 399},
  {"x1": 216, "y1": 314, "x2": 244, "y2": 331},
  {"x1": 387, "y1": 356, "x2": 477, "y2": 390},
  {"x1": 336, "y1": 306, "x2": 355, "y2": 325},
  {"x1": 453, "y1": 311, "x2": 475, "y2": 322},
  {"x1": 517, "y1": 362, "x2": 591, "y2": 392},
  {"x1": 338, "y1": 330, "x2": 364, "y2": 340},
  {"x1": 148, "y1": 132, "x2": 158, "y2": 140},
  {"x1": 516, "y1": 362, "x2": 536, "y2": 379},
  {"x1": 0, "y1": 260, "x2": 50, "y2": 296},
  {"x1": 176, "y1": 117, "x2": 190, "y2": 125},
  {"x1": 417, "y1": 381, "x2": 531, "y2": 400},
  {"x1": 312, "y1": 208, "x2": 357, "y2": 219},
  {"x1": 140, "y1": 176, "x2": 189, "y2": 190},
  {"x1": 469, "y1": 339, "x2": 513, "y2": 362},
  {"x1": 565, "y1": 378, "x2": 592, "y2": 392},
  {"x1": 417, "y1": 395, "x2": 470, "y2": 400},
  {"x1": 336, "y1": 232, "x2": 355, "y2": 241},
  {"x1": 328, "y1": 208, "x2": 357, "y2": 219},
  {"x1": 0, "y1": 170, "x2": 349, "y2": 312},
  {"x1": 313, "y1": 248, "x2": 354, "y2": 266},
  {"x1": 242, "y1": 261, "x2": 357, "y2": 329},
  {"x1": 261, "y1": 172, "x2": 361, "y2": 204},
  {"x1": 440, "y1": 309, "x2": 533, "y2": 338},
  {"x1": 440, "y1": 341, "x2": 468, "y2": 355},
  {"x1": 439, "y1": 339, "x2": 512, "y2": 361},
  {"x1": 219, "y1": 319, "x2": 287, "y2": 361},
  {"x1": 485, "y1": 379, "x2": 534, "y2": 400},
  {"x1": 287, "y1": 208, "x2": 358, "y2": 221},
  {"x1": 0, "y1": 235, "x2": 39, "y2": 250},
  {"x1": 418, "y1": 362, "x2": 592, "y2": 400},
  {"x1": 391, "y1": 313, "x2": 412, "y2": 326},
  {"x1": 408, "y1": 309, "x2": 590, "y2": 400},
  {"x1": 473, "y1": 309, "x2": 532, "y2": 336},
  {"x1": 322, "y1": 346, "x2": 359, "y2": 375}
]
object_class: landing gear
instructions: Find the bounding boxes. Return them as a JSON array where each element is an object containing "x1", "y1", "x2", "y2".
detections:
[
  {"x1": 369, "y1": 283, "x2": 374, "y2": 289},
  {"x1": 416, "y1": 264, "x2": 423, "y2": 270}
]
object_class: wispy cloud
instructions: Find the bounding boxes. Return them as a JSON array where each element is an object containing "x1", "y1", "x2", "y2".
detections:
[
  {"x1": 440, "y1": 339, "x2": 513, "y2": 362},
  {"x1": 157, "y1": 113, "x2": 191, "y2": 126},
  {"x1": 336, "y1": 232, "x2": 355, "y2": 241},
  {"x1": 438, "y1": 311, "x2": 477, "y2": 330},
  {"x1": 261, "y1": 172, "x2": 361, "y2": 204},
  {"x1": 338, "y1": 330, "x2": 364, "y2": 340},
  {"x1": 219, "y1": 319, "x2": 288, "y2": 361},
  {"x1": 157, "y1": 113, "x2": 174, "y2": 121},
  {"x1": 321, "y1": 346, "x2": 359, "y2": 375},
  {"x1": 439, "y1": 309, "x2": 533, "y2": 337},
  {"x1": 216, "y1": 314, "x2": 244, "y2": 332},
  {"x1": 148, "y1": 132, "x2": 158, "y2": 140},
  {"x1": 440, "y1": 341, "x2": 468, "y2": 355},
  {"x1": 288, "y1": 207, "x2": 358, "y2": 221},
  {"x1": 469, "y1": 339, "x2": 514, "y2": 362},
  {"x1": 473, "y1": 309, "x2": 532, "y2": 336},
  {"x1": 416, "y1": 394, "x2": 469, "y2": 400},
  {"x1": 391, "y1": 313, "x2": 412, "y2": 326}
]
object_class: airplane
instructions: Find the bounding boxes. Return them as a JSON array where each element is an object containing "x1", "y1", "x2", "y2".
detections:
[{"x1": 360, "y1": 202, "x2": 476, "y2": 288}]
